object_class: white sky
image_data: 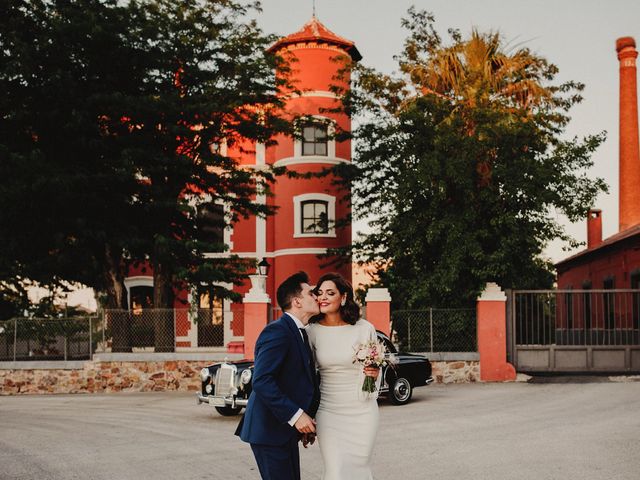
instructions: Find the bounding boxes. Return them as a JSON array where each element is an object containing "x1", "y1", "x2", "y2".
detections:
[{"x1": 257, "y1": 0, "x2": 640, "y2": 263}]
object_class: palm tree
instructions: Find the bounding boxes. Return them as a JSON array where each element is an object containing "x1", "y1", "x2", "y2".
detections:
[
  {"x1": 400, "y1": 29, "x2": 564, "y2": 186},
  {"x1": 404, "y1": 30, "x2": 555, "y2": 111}
]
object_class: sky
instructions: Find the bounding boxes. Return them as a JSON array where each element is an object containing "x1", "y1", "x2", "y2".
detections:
[{"x1": 256, "y1": 0, "x2": 640, "y2": 263}]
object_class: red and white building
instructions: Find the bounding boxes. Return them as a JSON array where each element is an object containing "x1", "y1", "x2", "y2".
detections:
[{"x1": 124, "y1": 17, "x2": 361, "y2": 352}]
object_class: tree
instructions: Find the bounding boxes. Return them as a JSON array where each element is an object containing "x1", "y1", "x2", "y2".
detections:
[
  {"x1": 348, "y1": 9, "x2": 607, "y2": 308},
  {"x1": 0, "y1": 0, "x2": 289, "y2": 306},
  {"x1": 0, "y1": 0, "x2": 148, "y2": 312}
]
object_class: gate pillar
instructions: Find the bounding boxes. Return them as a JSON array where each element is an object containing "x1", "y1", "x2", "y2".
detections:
[
  {"x1": 477, "y1": 283, "x2": 516, "y2": 381},
  {"x1": 242, "y1": 275, "x2": 271, "y2": 359},
  {"x1": 365, "y1": 288, "x2": 391, "y2": 336}
]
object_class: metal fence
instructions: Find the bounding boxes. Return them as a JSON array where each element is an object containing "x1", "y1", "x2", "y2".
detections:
[
  {"x1": 391, "y1": 308, "x2": 477, "y2": 353},
  {"x1": 102, "y1": 309, "x2": 224, "y2": 352},
  {"x1": 0, "y1": 309, "x2": 226, "y2": 361},
  {"x1": 513, "y1": 289, "x2": 640, "y2": 346},
  {"x1": 0, "y1": 317, "x2": 97, "y2": 361}
]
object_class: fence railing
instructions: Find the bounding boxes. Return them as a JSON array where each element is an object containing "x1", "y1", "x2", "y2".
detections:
[
  {"x1": 101, "y1": 308, "x2": 224, "y2": 352},
  {"x1": 0, "y1": 308, "x2": 226, "y2": 361},
  {"x1": 0, "y1": 317, "x2": 97, "y2": 361},
  {"x1": 513, "y1": 289, "x2": 640, "y2": 346},
  {"x1": 391, "y1": 308, "x2": 477, "y2": 353}
]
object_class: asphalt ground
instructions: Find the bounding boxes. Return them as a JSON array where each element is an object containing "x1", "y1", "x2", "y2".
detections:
[{"x1": 1, "y1": 380, "x2": 639, "y2": 480}]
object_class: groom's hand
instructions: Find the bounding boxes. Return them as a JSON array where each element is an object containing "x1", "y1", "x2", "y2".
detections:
[{"x1": 294, "y1": 412, "x2": 316, "y2": 434}]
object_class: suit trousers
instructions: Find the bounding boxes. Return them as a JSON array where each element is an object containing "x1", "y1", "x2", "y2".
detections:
[{"x1": 250, "y1": 435, "x2": 300, "y2": 480}]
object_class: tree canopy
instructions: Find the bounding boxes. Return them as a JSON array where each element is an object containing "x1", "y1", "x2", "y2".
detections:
[
  {"x1": 348, "y1": 9, "x2": 607, "y2": 308},
  {"x1": 0, "y1": 0, "x2": 291, "y2": 316}
]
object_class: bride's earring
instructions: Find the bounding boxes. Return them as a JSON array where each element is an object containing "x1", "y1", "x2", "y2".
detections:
[{"x1": 341, "y1": 297, "x2": 346, "y2": 307}]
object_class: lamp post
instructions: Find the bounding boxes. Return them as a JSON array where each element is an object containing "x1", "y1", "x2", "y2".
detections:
[
  {"x1": 248, "y1": 258, "x2": 270, "y2": 296},
  {"x1": 257, "y1": 258, "x2": 271, "y2": 277},
  {"x1": 243, "y1": 258, "x2": 272, "y2": 359}
]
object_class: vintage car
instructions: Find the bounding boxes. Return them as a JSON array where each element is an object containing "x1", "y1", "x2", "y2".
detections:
[{"x1": 197, "y1": 330, "x2": 433, "y2": 415}]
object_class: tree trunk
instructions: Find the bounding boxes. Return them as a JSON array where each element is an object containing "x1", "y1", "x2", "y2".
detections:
[
  {"x1": 104, "y1": 244, "x2": 131, "y2": 352},
  {"x1": 152, "y1": 259, "x2": 175, "y2": 352}
]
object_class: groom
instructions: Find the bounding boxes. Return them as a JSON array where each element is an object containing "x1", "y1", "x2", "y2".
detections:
[{"x1": 236, "y1": 271, "x2": 320, "y2": 480}]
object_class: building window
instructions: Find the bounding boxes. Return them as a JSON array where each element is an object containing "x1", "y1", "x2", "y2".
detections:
[
  {"x1": 603, "y1": 277, "x2": 615, "y2": 330},
  {"x1": 565, "y1": 287, "x2": 574, "y2": 330},
  {"x1": 631, "y1": 271, "x2": 640, "y2": 331},
  {"x1": 197, "y1": 291, "x2": 224, "y2": 347},
  {"x1": 130, "y1": 286, "x2": 153, "y2": 314},
  {"x1": 301, "y1": 200, "x2": 329, "y2": 234},
  {"x1": 302, "y1": 125, "x2": 328, "y2": 156},
  {"x1": 124, "y1": 276, "x2": 154, "y2": 313},
  {"x1": 582, "y1": 281, "x2": 592, "y2": 331},
  {"x1": 196, "y1": 202, "x2": 224, "y2": 246},
  {"x1": 293, "y1": 193, "x2": 336, "y2": 238}
]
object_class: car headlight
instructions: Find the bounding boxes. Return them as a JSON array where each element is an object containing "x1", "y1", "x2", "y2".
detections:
[
  {"x1": 205, "y1": 384, "x2": 213, "y2": 394},
  {"x1": 200, "y1": 368, "x2": 211, "y2": 382},
  {"x1": 240, "y1": 369, "x2": 252, "y2": 385}
]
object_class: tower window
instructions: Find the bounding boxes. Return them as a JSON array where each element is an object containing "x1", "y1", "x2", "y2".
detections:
[
  {"x1": 301, "y1": 200, "x2": 329, "y2": 234},
  {"x1": 302, "y1": 125, "x2": 328, "y2": 156}
]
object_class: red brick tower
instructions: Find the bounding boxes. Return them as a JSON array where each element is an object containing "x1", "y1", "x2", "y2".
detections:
[
  {"x1": 262, "y1": 16, "x2": 361, "y2": 293},
  {"x1": 616, "y1": 37, "x2": 640, "y2": 232}
]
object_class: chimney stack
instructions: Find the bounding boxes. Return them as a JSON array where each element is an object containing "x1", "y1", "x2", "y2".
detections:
[
  {"x1": 587, "y1": 209, "x2": 603, "y2": 249},
  {"x1": 616, "y1": 37, "x2": 640, "y2": 232}
]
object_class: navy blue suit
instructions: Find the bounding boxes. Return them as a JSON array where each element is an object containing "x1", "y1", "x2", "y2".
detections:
[{"x1": 236, "y1": 313, "x2": 318, "y2": 480}]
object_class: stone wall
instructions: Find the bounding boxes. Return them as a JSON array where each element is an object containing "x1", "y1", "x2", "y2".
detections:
[
  {"x1": 1, "y1": 359, "x2": 481, "y2": 395},
  {"x1": 0, "y1": 360, "x2": 209, "y2": 395},
  {"x1": 432, "y1": 361, "x2": 480, "y2": 384}
]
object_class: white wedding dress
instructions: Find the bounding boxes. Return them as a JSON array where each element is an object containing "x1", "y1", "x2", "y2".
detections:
[{"x1": 307, "y1": 319, "x2": 380, "y2": 480}]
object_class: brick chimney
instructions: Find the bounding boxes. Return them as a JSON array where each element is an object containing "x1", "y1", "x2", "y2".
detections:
[
  {"x1": 587, "y1": 209, "x2": 603, "y2": 249},
  {"x1": 616, "y1": 37, "x2": 640, "y2": 232}
]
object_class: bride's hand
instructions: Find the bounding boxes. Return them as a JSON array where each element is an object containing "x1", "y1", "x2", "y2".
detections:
[{"x1": 363, "y1": 366, "x2": 380, "y2": 379}]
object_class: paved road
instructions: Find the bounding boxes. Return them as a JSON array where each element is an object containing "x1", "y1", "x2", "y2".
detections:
[{"x1": 1, "y1": 381, "x2": 639, "y2": 480}]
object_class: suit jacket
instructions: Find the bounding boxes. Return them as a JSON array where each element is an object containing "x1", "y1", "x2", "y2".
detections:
[{"x1": 236, "y1": 313, "x2": 319, "y2": 446}]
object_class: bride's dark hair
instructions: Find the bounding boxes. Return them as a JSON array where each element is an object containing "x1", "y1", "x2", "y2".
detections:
[{"x1": 310, "y1": 272, "x2": 360, "y2": 325}]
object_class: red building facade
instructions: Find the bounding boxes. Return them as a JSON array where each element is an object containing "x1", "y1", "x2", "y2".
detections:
[
  {"x1": 556, "y1": 37, "x2": 640, "y2": 332},
  {"x1": 123, "y1": 17, "x2": 359, "y2": 352}
]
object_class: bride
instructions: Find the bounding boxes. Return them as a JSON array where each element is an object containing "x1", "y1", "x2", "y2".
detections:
[{"x1": 306, "y1": 272, "x2": 381, "y2": 480}]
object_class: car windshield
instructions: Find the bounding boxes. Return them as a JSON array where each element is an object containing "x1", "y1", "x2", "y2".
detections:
[{"x1": 377, "y1": 333, "x2": 397, "y2": 354}]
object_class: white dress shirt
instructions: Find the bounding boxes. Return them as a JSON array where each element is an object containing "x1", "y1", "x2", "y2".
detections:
[{"x1": 284, "y1": 312, "x2": 306, "y2": 426}]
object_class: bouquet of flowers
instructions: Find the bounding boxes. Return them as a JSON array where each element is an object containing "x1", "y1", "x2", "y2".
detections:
[{"x1": 352, "y1": 339, "x2": 390, "y2": 394}]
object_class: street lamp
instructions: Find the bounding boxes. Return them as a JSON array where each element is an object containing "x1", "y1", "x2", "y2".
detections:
[
  {"x1": 247, "y1": 258, "x2": 271, "y2": 302},
  {"x1": 257, "y1": 258, "x2": 271, "y2": 277}
]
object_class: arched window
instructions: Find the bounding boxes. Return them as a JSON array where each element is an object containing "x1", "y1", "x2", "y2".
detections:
[
  {"x1": 293, "y1": 193, "x2": 336, "y2": 238},
  {"x1": 130, "y1": 286, "x2": 153, "y2": 314}
]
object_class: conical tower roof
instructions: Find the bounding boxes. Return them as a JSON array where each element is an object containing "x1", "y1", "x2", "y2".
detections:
[{"x1": 268, "y1": 16, "x2": 362, "y2": 61}]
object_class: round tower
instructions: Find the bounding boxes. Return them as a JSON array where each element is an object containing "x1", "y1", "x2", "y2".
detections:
[{"x1": 266, "y1": 16, "x2": 361, "y2": 293}]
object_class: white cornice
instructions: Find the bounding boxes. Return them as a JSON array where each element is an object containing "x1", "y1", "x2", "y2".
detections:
[
  {"x1": 272, "y1": 247, "x2": 328, "y2": 257},
  {"x1": 365, "y1": 288, "x2": 392, "y2": 303},
  {"x1": 204, "y1": 248, "x2": 328, "y2": 259},
  {"x1": 291, "y1": 90, "x2": 338, "y2": 99},
  {"x1": 478, "y1": 282, "x2": 507, "y2": 302},
  {"x1": 274, "y1": 156, "x2": 348, "y2": 168}
]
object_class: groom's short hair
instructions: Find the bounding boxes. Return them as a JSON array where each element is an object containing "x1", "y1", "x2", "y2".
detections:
[{"x1": 277, "y1": 271, "x2": 310, "y2": 311}]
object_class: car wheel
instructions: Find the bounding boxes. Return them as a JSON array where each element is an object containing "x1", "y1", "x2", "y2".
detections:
[
  {"x1": 215, "y1": 406, "x2": 242, "y2": 416},
  {"x1": 390, "y1": 377, "x2": 413, "y2": 405}
]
